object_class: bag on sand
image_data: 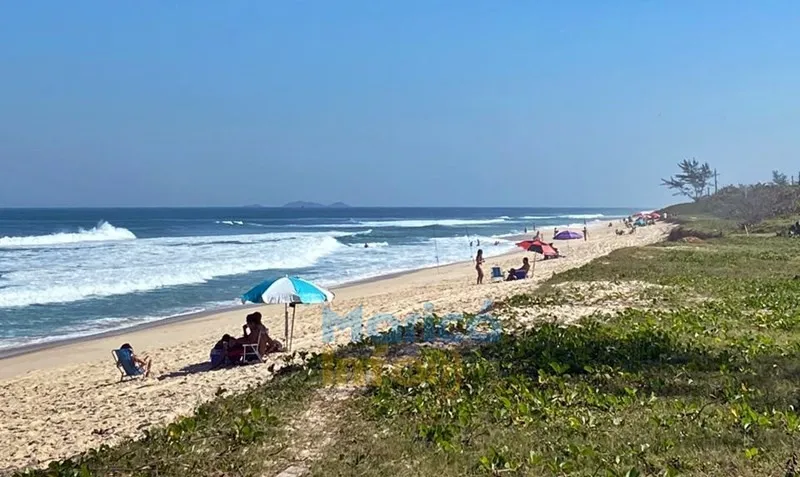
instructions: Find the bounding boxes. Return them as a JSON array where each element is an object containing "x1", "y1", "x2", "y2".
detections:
[{"x1": 210, "y1": 348, "x2": 225, "y2": 367}]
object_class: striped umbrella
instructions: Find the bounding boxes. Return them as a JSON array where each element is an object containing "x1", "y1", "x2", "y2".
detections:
[{"x1": 241, "y1": 276, "x2": 334, "y2": 351}]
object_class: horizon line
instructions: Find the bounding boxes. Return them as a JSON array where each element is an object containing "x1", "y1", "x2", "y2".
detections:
[{"x1": 0, "y1": 204, "x2": 657, "y2": 210}]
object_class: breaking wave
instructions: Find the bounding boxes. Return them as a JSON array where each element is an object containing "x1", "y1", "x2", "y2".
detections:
[
  {"x1": 0, "y1": 232, "x2": 346, "y2": 308},
  {"x1": 0, "y1": 222, "x2": 136, "y2": 248}
]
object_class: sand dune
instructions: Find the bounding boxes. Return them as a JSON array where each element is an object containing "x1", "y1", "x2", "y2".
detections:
[{"x1": 0, "y1": 223, "x2": 671, "y2": 472}]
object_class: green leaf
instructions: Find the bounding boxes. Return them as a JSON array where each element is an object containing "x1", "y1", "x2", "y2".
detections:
[{"x1": 744, "y1": 447, "x2": 759, "y2": 460}]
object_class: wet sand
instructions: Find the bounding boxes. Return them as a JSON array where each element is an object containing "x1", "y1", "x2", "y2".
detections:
[{"x1": 0, "y1": 223, "x2": 671, "y2": 472}]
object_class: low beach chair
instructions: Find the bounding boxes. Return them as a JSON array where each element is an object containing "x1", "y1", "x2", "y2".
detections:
[
  {"x1": 513, "y1": 269, "x2": 528, "y2": 280},
  {"x1": 241, "y1": 330, "x2": 265, "y2": 364},
  {"x1": 490, "y1": 266, "x2": 503, "y2": 282},
  {"x1": 112, "y1": 348, "x2": 146, "y2": 382}
]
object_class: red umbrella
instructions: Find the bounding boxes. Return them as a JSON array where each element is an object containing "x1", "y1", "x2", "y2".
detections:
[{"x1": 517, "y1": 239, "x2": 558, "y2": 257}]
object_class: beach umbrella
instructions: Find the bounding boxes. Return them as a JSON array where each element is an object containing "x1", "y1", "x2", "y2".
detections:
[
  {"x1": 554, "y1": 230, "x2": 583, "y2": 240},
  {"x1": 241, "y1": 276, "x2": 334, "y2": 352},
  {"x1": 516, "y1": 240, "x2": 541, "y2": 253},
  {"x1": 516, "y1": 239, "x2": 555, "y2": 256}
]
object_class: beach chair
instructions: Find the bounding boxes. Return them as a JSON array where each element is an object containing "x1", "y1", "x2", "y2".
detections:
[
  {"x1": 112, "y1": 348, "x2": 145, "y2": 382},
  {"x1": 513, "y1": 269, "x2": 528, "y2": 280},
  {"x1": 490, "y1": 266, "x2": 503, "y2": 282},
  {"x1": 241, "y1": 330, "x2": 265, "y2": 364}
]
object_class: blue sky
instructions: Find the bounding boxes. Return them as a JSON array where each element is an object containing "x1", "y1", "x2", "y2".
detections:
[{"x1": 1, "y1": 1, "x2": 799, "y2": 208}]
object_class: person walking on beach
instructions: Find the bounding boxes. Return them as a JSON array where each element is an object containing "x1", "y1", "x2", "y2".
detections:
[
  {"x1": 475, "y1": 249, "x2": 485, "y2": 285},
  {"x1": 583, "y1": 226, "x2": 588, "y2": 241}
]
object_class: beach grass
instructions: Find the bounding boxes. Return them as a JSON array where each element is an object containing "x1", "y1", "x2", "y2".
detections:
[
  {"x1": 12, "y1": 363, "x2": 322, "y2": 477},
  {"x1": 311, "y1": 235, "x2": 800, "y2": 476},
  {"x1": 16, "y1": 232, "x2": 800, "y2": 476}
]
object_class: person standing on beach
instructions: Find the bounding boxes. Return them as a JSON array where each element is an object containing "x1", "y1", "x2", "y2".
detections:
[
  {"x1": 475, "y1": 249, "x2": 485, "y2": 284},
  {"x1": 583, "y1": 226, "x2": 588, "y2": 241}
]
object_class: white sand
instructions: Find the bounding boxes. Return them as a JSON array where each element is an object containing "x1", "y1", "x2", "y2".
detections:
[{"x1": 0, "y1": 223, "x2": 671, "y2": 472}]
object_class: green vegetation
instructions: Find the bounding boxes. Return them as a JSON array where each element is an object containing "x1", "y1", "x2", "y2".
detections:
[
  {"x1": 661, "y1": 164, "x2": 800, "y2": 231},
  {"x1": 313, "y1": 236, "x2": 800, "y2": 476},
  {"x1": 661, "y1": 159, "x2": 715, "y2": 202},
  {"x1": 17, "y1": 234, "x2": 800, "y2": 476},
  {"x1": 13, "y1": 360, "x2": 321, "y2": 477}
]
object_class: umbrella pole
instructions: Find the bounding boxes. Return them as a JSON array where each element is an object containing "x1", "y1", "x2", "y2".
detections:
[
  {"x1": 290, "y1": 306, "x2": 296, "y2": 352},
  {"x1": 532, "y1": 253, "x2": 536, "y2": 278},
  {"x1": 284, "y1": 304, "x2": 289, "y2": 350}
]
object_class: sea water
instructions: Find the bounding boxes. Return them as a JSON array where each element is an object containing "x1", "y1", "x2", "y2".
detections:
[{"x1": 0, "y1": 207, "x2": 636, "y2": 350}]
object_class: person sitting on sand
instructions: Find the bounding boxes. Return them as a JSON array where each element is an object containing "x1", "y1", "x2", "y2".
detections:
[
  {"x1": 220, "y1": 312, "x2": 281, "y2": 364},
  {"x1": 239, "y1": 312, "x2": 282, "y2": 358},
  {"x1": 211, "y1": 334, "x2": 235, "y2": 368},
  {"x1": 119, "y1": 343, "x2": 152, "y2": 377},
  {"x1": 519, "y1": 257, "x2": 531, "y2": 275}
]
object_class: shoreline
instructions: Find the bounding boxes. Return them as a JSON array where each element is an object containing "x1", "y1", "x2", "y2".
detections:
[
  {"x1": 0, "y1": 223, "x2": 670, "y2": 471},
  {"x1": 0, "y1": 233, "x2": 532, "y2": 361}
]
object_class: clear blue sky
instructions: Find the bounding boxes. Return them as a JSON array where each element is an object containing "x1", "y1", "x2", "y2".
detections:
[{"x1": 2, "y1": 1, "x2": 799, "y2": 208}]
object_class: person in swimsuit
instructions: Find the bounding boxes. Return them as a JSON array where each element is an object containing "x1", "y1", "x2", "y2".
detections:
[
  {"x1": 244, "y1": 312, "x2": 282, "y2": 355},
  {"x1": 520, "y1": 257, "x2": 531, "y2": 275},
  {"x1": 475, "y1": 249, "x2": 485, "y2": 285}
]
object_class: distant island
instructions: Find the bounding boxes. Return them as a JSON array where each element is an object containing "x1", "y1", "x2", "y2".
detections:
[{"x1": 282, "y1": 201, "x2": 351, "y2": 208}]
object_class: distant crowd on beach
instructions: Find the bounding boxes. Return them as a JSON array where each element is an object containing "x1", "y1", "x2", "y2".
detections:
[{"x1": 472, "y1": 211, "x2": 665, "y2": 285}]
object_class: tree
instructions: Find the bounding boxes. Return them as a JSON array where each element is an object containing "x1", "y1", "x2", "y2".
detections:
[
  {"x1": 772, "y1": 170, "x2": 789, "y2": 186},
  {"x1": 661, "y1": 159, "x2": 714, "y2": 201},
  {"x1": 710, "y1": 182, "x2": 800, "y2": 227}
]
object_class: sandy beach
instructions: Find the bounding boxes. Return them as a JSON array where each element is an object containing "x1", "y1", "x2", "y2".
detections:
[{"x1": 0, "y1": 223, "x2": 671, "y2": 472}]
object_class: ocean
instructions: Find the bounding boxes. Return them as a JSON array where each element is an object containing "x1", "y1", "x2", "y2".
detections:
[{"x1": 0, "y1": 207, "x2": 636, "y2": 351}]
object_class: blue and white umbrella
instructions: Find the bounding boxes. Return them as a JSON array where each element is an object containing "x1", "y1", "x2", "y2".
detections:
[{"x1": 241, "y1": 276, "x2": 334, "y2": 351}]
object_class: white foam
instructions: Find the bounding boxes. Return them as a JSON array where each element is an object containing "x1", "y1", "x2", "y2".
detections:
[
  {"x1": 216, "y1": 220, "x2": 245, "y2": 226},
  {"x1": 561, "y1": 214, "x2": 606, "y2": 220},
  {"x1": 356, "y1": 218, "x2": 509, "y2": 228},
  {"x1": 0, "y1": 221, "x2": 136, "y2": 248},
  {"x1": 312, "y1": 234, "x2": 517, "y2": 288},
  {"x1": 0, "y1": 300, "x2": 239, "y2": 351},
  {"x1": 0, "y1": 231, "x2": 347, "y2": 308},
  {"x1": 348, "y1": 242, "x2": 389, "y2": 248}
]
